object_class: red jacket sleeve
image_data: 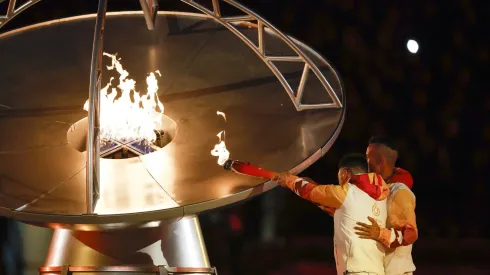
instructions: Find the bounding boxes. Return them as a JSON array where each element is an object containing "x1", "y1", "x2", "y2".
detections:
[{"x1": 280, "y1": 176, "x2": 347, "y2": 209}]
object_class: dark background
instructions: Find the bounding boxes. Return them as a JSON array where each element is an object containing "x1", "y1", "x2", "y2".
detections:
[{"x1": 1, "y1": 0, "x2": 490, "y2": 274}]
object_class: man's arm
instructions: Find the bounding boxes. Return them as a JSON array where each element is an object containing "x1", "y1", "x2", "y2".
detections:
[
  {"x1": 296, "y1": 177, "x2": 337, "y2": 215},
  {"x1": 304, "y1": 177, "x2": 339, "y2": 215},
  {"x1": 274, "y1": 173, "x2": 347, "y2": 209},
  {"x1": 376, "y1": 189, "x2": 418, "y2": 248}
]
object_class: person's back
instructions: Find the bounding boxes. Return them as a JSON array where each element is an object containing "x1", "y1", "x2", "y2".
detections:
[
  {"x1": 362, "y1": 136, "x2": 418, "y2": 275},
  {"x1": 334, "y1": 181, "x2": 387, "y2": 275},
  {"x1": 384, "y1": 182, "x2": 416, "y2": 275},
  {"x1": 274, "y1": 154, "x2": 389, "y2": 275}
]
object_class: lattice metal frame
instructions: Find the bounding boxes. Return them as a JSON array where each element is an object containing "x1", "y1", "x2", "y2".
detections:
[
  {"x1": 0, "y1": 0, "x2": 343, "y2": 111},
  {"x1": 0, "y1": 0, "x2": 41, "y2": 26},
  {"x1": 0, "y1": 0, "x2": 344, "y2": 214},
  {"x1": 180, "y1": 0, "x2": 342, "y2": 111}
]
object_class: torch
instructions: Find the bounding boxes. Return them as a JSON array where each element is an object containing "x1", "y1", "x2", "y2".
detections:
[
  {"x1": 211, "y1": 111, "x2": 279, "y2": 181},
  {"x1": 223, "y1": 159, "x2": 278, "y2": 180}
]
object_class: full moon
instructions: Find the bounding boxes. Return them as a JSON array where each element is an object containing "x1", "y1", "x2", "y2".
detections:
[{"x1": 407, "y1": 39, "x2": 419, "y2": 54}]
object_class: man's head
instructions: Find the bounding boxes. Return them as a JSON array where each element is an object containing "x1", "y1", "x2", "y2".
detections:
[
  {"x1": 366, "y1": 136, "x2": 398, "y2": 177},
  {"x1": 338, "y1": 153, "x2": 368, "y2": 185}
]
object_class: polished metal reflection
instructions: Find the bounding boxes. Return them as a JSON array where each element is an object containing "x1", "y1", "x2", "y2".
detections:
[
  {"x1": 39, "y1": 266, "x2": 217, "y2": 274},
  {"x1": 86, "y1": 0, "x2": 107, "y2": 214},
  {"x1": 0, "y1": 12, "x2": 345, "y2": 228},
  {"x1": 139, "y1": 0, "x2": 159, "y2": 30},
  {"x1": 43, "y1": 215, "x2": 210, "y2": 274},
  {"x1": 160, "y1": 216, "x2": 210, "y2": 268}
]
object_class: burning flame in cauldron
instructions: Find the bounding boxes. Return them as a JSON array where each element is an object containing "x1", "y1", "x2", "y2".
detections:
[{"x1": 83, "y1": 52, "x2": 164, "y2": 145}]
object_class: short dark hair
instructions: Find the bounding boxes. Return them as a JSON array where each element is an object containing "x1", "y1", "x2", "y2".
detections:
[
  {"x1": 338, "y1": 153, "x2": 368, "y2": 173},
  {"x1": 368, "y1": 136, "x2": 398, "y2": 151}
]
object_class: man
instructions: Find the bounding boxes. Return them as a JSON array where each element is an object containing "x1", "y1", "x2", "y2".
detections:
[
  {"x1": 274, "y1": 153, "x2": 389, "y2": 275},
  {"x1": 366, "y1": 136, "x2": 413, "y2": 189},
  {"x1": 354, "y1": 136, "x2": 417, "y2": 275}
]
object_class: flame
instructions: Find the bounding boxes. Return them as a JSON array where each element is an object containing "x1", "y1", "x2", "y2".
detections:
[
  {"x1": 84, "y1": 53, "x2": 164, "y2": 145},
  {"x1": 211, "y1": 111, "x2": 230, "y2": 165},
  {"x1": 211, "y1": 131, "x2": 230, "y2": 166},
  {"x1": 217, "y1": 111, "x2": 226, "y2": 121}
]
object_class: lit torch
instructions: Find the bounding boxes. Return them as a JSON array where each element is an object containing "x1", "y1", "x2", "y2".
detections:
[
  {"x1": 223, "y1": 159, "x2": 278, "y2": 180},
  {"x1": 211, "y1": 111, "x2": 278, "y2": 180}
]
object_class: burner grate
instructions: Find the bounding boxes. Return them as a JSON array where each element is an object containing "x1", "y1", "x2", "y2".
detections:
[{"x1": 100, "y1": 130, "x2": 165, "y2": 159}]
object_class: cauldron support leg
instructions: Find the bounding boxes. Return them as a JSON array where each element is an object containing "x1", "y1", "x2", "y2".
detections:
[{"x1": 42, "y1": 215, "x2": 211, "y2": 274}]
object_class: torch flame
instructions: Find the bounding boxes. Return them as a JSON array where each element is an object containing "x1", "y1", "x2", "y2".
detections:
[
  {"x1": 83, "y1": 53, "x2": 164, "y2": 145},
  {"x1": 211, "y1": 111, "x2": 230, "y2": 166},
  {"x1": 217, "y1": 111, "x2": 226, "y2": 121},
  {"x1": 211, "y1": 131, "x2": 230, "y2": 166}
]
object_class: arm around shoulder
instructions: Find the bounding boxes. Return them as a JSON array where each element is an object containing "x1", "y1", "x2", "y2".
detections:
[{"x1": 388, "y1": 189, "x2": 418, "y2": 247}]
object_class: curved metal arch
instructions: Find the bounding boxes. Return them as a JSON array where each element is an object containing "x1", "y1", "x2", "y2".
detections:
[
  {"x1": 179, "y1": 0, "x2": 342, "y2": 111},
  {"x1": 1, "y1": 0, "x2": 343, "y2": 111},
  {"x1": 0, "y1": 0, "x2": 42, "y2": 27}
]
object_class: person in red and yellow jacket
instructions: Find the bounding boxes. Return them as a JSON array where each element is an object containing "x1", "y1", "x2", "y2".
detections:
[
  {"x1": 275, "y1": 153, "x2": 389, "y2": 275},
  {"x1": 354, "y1": 136, "x2": 417, "y2": 275}
]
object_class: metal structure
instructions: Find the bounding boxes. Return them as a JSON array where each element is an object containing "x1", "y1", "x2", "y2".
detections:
[
  {"x1": 0, "y1": 0, "x2": 343, "y2": 216},
  {"x1": 0, "y1": 0, "x2": 346, "y2": 274},
  {"x1": 39, "y1": 265, "x2": 217, "y2": 275},
  {"x1": 86, "y1": 0, "x2": 107, "y2": 214}
]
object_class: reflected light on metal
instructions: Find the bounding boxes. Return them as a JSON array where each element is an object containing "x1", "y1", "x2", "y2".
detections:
[
  {"x1": 137, "y1": 240, "x2": 169, "y2": 266},
  {"x1": 149, "y1": 45, "x2": 158, "y2": 72},
  {"x1": 44, "y1": 229, "x2": 72, "y2": 266},
  {"x1": 86, "y1": 0, "x2": 108, "y2": 214},
  {"x1": 180, "y1": 216, "x2": 210, "y2": 267},
  {"x1": 95, "y1": 144, "x2": 179, "y2": 215}
]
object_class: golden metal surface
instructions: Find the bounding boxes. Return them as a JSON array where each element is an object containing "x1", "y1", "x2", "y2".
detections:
[{"x1": 0, "y1": 12, "x2": 344, "y2": 229}]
